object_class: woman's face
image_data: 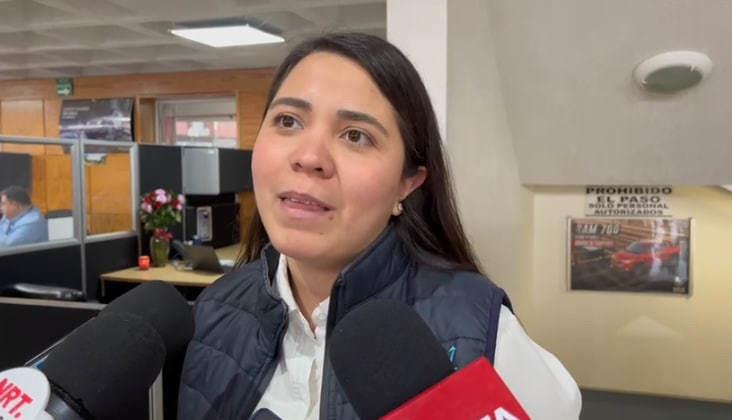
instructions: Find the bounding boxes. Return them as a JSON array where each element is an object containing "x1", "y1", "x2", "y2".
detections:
[{"x1": 252, "y1": 52, "x2": 426, "y2": 269}]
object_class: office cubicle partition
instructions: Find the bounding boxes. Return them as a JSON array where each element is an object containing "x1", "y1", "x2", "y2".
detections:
[
  {"x1": 85, "y1": 234, "x2": 139, "y2": 300},
  {"x1": 0, "y1": 138, "x2": 168, "y2": 419},
  {"x1": 0, "y1": 152, "x2": 32, "y2": 191},
  {"x1": 0, "y1": 243, "x2": 83, "y2": 291},
  {"x1": 137, "y1": 144, "x2": 183, "y2": 255},
  {"x1": 138, "y1": 144, "x2": 183, "y2": 193},
  {"x1": 0, "y1": 136, "x2": 139, "y2": 301},
  {"x1": 0, "y1": 297, "x2": 102, "y2": 370}
]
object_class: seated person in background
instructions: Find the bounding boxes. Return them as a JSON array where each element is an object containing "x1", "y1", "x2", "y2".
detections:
[{"x1": 0, "y1": 186, "x2": 49, "y2": 247}]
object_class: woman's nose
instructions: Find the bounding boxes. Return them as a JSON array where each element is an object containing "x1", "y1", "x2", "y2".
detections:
[{"x1": 289, "y1": 133, "x2": 335, "y2": 178}]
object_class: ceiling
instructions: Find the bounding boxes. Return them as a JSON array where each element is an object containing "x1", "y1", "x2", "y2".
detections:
[
  {"x1": 0, "y1": 0, "x2": 386, "y2": 80},
  {"x1": 2, "y1": 0, "x2": 728, "y2": 185},
  {"x1": 487, "y1": 0, "x2": 732, "y2": 185}
]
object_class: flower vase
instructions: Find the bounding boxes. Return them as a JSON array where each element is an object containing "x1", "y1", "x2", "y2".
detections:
[{"x1": 150, "y1": 236, "x2": 170, "y2": 267}]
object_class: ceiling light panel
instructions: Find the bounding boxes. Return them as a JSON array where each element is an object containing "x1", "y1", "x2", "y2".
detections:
[{"x1": 170, "y1": 25, "x2": 285, "y2": 48}]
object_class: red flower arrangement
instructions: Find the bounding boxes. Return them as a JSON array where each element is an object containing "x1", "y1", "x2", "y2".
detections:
[{"x1": 140, "y1": 188, "x2": 184, "y2": 241}]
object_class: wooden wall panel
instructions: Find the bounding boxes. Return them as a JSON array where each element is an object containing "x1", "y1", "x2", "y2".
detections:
[
  {"x1": 1, "y1": 100, "x2": 45, "y2": 137},
  {"x1": 26, "y1": 155, "x2": 73, "y2": 216},
  {"x1": 236, "y1": 84, "x2": 269, "y2": 251},
  {"x1": 237, "y1": 89, "x2": 269, "y2": 149},
  {"x1": 236, "y1": 85, "x2": 269, "y2": 254},
  {"x1": 0, "y1": 68, "x2": 274, "y2": 239},
  {"x1": 85, "y1": 153, "x2": 132, "y2": 235},
  {"x1": 238, "y1": 192, "x2": 257, "y2": 245},
  {"x1": 88, "y1": 213, "x2": 133, "y2": 236},
  {"x1": 1, "y1": 143, "x2": 46, "y2": 155},
  {"x1": 30, "y1": 156, "x2": 47, "y2": 214},
  {"x1": 44, "y1": 98, "x2": 62, "y2": 138},
  {"x1": 1, "y1": 69, "x2": 273, "y2": 145},
  {"x1": 43, "y1": 99, "x2": 65, "y2": 154},
  {"x1": 0, "y1": 68, "x2": 272, "y2": 100},
  {"x1": 45, "y1": 155, "x2": 73, "y2": 212},
  {"x1": 1, "y1": 100, "x2": 46, "y2": 155},
  {"x1": 135, "y1": 97, "x2": 157, "y2": 144},
  {"x1": 0, "y1": 79, "x2": 55, "y2": 101}
]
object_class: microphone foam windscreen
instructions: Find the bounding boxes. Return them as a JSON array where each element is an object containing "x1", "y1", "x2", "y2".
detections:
[
  {"x1": 41, "y1": 311, "x2": 166, "y2": 420},
  {"x1": 328, "y1": 300, "x2": 455, "y2": 420},
  {"x1": 101, "y1": 280, "x2": 193, "y2": 354}
]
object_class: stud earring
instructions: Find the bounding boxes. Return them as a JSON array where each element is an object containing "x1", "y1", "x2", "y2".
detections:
[{"x1": 394, "y1": 202, "x2": 404, "y2": 216}]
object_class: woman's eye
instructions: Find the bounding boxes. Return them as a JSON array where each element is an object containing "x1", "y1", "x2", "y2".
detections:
[
  {"x1": 275, "y1": 114, "x2": 301, "y2": 130},
  {"x1": 343, "y1": 129, "x2": 373, "y2": 147}
]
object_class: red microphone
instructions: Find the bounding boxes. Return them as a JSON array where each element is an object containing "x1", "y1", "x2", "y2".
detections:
[{"x1": 380, "y1": 357, "x2": 529, "y2": 420}]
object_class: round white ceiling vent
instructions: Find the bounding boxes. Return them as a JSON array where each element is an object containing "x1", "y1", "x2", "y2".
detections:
[{"x1": 633, "y1": 51, "x2": 712, "y2": 93}]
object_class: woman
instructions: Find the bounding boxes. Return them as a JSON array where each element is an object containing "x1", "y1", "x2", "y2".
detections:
[{"x1": 178, "y1": 33, "x2": 581, "y2": 420}]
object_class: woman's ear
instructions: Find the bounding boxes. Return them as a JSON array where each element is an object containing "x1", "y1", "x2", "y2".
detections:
[{"x1": 399, "y1": 166, "x2": 427, "y2": 201}]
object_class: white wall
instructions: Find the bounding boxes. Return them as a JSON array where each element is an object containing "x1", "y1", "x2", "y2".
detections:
[
  {"x1": 445, "y1": 0, "x2": 534, "y2": 314},
  {"x1": 529, "y1": 186, "x2": 732, "y2": 401},
  {"x1": 387, "y1": 0, "x2": 447, "y2": 141},
  {"x1": 486, "y1": 0, "x2": 732, "y2": 186},
  {"x1": 388, "y1": 0, "x2": 534, "y2": 319},
  {"x1": 391, "y1": 0, "x2": 731, "y2": 403}
]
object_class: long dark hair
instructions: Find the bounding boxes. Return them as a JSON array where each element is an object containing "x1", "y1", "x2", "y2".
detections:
[{"x1": 239, "y1": 33, "x2": 482, "y2": 274}]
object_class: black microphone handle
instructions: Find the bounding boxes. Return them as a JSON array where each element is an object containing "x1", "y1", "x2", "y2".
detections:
[{"x1": 44, "y1": 381, "x2": 91, "y2": 420}]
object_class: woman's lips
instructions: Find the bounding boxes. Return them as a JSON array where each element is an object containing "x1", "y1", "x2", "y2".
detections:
[{"x1": 278, "y1": 191, "x2": 333, "y2": 219}]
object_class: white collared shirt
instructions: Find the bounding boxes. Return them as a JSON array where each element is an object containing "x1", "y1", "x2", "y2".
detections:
[
  {"x1": 254, "y1": 254, "x2": 330, "y2": 420},
  {"x1": 254, "y1": 255, "x2": 582, "y2": 420}
]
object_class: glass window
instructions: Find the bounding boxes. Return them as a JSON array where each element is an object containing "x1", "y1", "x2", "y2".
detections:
[
  {"x1": 157, "y1": 97, "x2": 238, "y2": 148},
  {"x1": 0, "y1": 141, "x2": 76, "y2": 249},
  {"x1": 83, "y1": 144, "x2": 135, "y2": 236}
]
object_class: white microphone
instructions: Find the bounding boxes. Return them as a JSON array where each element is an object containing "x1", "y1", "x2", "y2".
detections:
[{"x1": 0, "y1": 367, "x2": 53, "y2": 420}]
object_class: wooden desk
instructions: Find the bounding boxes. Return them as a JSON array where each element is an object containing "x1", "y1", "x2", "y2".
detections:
[{"x1": 100, "y1": 244, "x2": 241, "y2": 289}]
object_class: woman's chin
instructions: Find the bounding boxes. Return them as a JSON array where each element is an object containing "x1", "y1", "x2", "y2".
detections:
[{"x1": 269, "y1": 232, "x2": 333, "y2": 262}]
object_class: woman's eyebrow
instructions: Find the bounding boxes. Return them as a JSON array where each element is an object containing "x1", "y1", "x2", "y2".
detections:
[
  {"x1": 337, "y1": 109, "x2": 389, "y2": 137},
  {"x1": 269, "y1": 97, "x2": 312, "y2": 111},
  {"x1": 269, "y1": 97, "x2": 389, "y2": 137}
]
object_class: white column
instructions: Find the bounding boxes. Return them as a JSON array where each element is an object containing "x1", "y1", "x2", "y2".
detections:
[
  {"x1": 387, "y1": 0, "x2": 448, "y2": 142},
  {"x1": 445, "y1": 0, "x2": 533, "y2": 314},
  {"x1": 389, "y1": 0, "x2": 532, "y2": 314}
]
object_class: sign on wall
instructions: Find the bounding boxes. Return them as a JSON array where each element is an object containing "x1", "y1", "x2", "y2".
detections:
[
  {"x1": 568, "y1": 217, "x2": 692, "y2": 295},
  {"x1": 585, "y1": 186, "x2": 672, "y2": 217},
  {"x1": 56, "y1": 77, "x2": 73, "y2": 97},
  {"x1": 59, "y1": 98, "x2": 133, "y2": 142}
]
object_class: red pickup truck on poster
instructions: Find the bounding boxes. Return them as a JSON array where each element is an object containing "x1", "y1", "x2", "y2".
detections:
[{"x1": 611, "y1": 240, "x2": 680, "y2": 275}]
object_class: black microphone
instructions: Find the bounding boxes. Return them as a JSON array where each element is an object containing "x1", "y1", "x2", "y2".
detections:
[
  {"x1": 25, "y1": 280, "x2": 193, "y2": 368},
  {"x1": 1, "y1": 281, "x2": 193, "y2": 420},
  {"x1": 327, "y1": 299, "x2": 455, "y2": 420},
  {"x1": 0, "y1": 312, "x2": 164, "y2": 420},
  {"x1": 41, "y1": 311, "x2": 166, "y2": 419},
  {"x1": 100, "y1": 280, "x2": 193, "y2": 355},
  {"x1": 328, "y1": 300, "x2": 529, "y2": 420}
]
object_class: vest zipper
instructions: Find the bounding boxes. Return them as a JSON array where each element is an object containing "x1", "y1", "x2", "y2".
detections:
[
  {"x1": 249, "y1": 299, "x2": 289, "y2": 416},
  {"x1": 319, "y1": 275, "x2": 344, "y2": 420}
]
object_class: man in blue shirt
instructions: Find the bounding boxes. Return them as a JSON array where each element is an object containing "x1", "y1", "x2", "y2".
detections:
[{"x1": 0, "y1": 186, "x2": 49, "y2": 247}]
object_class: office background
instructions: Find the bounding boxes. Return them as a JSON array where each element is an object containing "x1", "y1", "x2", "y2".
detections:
[{"x1": 0, "y1": 0, "x2": 730, "y2": 418}]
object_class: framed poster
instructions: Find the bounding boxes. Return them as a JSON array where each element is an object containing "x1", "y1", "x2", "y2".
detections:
[{"x1": 568, "y1": 218, "x2": 692, "y2": 295}]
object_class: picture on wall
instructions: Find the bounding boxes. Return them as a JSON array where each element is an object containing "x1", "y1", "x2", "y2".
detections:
[
  {"x1": 59, "y1": 98, "x2": 133, "y2": 142},
  {"x1": 568, "y1": 218, "x2": 692, "y2": 295}
]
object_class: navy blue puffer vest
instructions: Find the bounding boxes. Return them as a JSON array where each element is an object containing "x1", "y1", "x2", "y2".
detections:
[{"x1": 178, "y1": 226, "x2": 510, "y2": 419}]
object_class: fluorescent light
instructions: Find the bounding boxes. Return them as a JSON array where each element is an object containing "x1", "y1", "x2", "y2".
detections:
[{"x1": 170, "y1": 25, "x2": 284, "y2": 48}]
